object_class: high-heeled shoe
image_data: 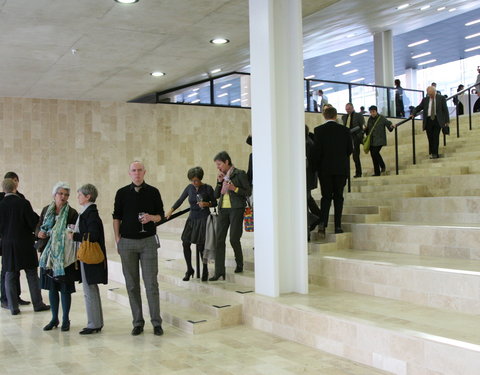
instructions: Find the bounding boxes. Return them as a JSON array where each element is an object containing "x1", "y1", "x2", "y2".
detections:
[
  {"x1": 61, "y1": 320, "x2": 70, "y2": 332},
  {"x1": 79, "y1": 327, "x2": 102, "y2": 335},
  {"x1": 209, "y1": 273, "x2": 225, "y2": 281},
  {"x1": 43, "y1": 319, "x2": 59, "y2": 331},
  {"x1": 182, "y1": 269, "x2": 194, "y2": 281}
]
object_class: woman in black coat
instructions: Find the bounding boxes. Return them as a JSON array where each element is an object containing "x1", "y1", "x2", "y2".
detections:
[{"x1": 71, "y1": 183, "x2": 107, "y2": 335}]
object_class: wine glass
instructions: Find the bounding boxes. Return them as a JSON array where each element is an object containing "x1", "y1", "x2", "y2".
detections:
[
  {"x1": 138, "y1": 212, "x2": 147, "y2": 232},
  {"x1": 196, "y1": 194, "x2": 204, "y2": 209}
]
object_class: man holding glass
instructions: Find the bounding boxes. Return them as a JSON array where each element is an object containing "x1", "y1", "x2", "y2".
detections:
[{"x1": 113, "y1": 161, "x2": 164, "y2": 336}]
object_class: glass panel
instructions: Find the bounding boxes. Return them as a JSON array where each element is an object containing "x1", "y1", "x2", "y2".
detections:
[
  {"x1": 309, "y1": 80, "x2": 349, "y2": 112},
  {"x1": 157, "y1": 81, "x2": 212, "y2": 105},
  {"x1": 350, "y1": 84, "x2": 377, "y2": 115},
  {"x1": 213, "y1": 74, "x2": 250, "y2": 107},
  {"x1": 403, "y1": 89, "x2": 423, "y2": 117}
]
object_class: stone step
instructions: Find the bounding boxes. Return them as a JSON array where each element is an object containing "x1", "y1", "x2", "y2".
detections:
[
  {"x1": 398, "y1": 165, "x2": 469, "y2": 176},
  {"x1": 107, "y1": 284, "x2": 223, "y2": 334},
  {"x1": 309, "y1": 249, "x2": 480, "y2": 314},
  {"x1": 351, "y1": 221, "x2": 480, "y2": 260},
  {"x1": 391, "y1": 196, "x2": 480, "y2": 224},
  {"x1": 350, "y1": 183, "x2": 428, "y2": 195},
  {"x1": 244, "y1": 284, "x2": 480, "y2": 375}
]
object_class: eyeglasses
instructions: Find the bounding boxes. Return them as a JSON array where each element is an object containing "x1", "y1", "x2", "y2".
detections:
[{"x1": 56, "y1": 192, "x2": 70, "y2": 197}]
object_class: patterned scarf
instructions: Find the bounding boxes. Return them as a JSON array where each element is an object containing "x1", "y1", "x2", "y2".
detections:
[
  {"x1": 39, "y1": 202, "x2": 70, "y2": 277},
  {"x1": 220, "y1": 166, "x2": 235, "y2": 195}
]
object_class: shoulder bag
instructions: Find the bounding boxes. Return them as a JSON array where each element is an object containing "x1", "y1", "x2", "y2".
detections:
[
  {"x1": 363, "y1": 116, "x2": 381, "y2": 154},
  {"x1": 77, "y1": 233, "x2": 105, "y2": 264}
]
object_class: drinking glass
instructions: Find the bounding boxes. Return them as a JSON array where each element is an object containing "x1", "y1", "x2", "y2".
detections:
[{"x1": 138, "y1": 212, "x2": 147, "y2": 232}]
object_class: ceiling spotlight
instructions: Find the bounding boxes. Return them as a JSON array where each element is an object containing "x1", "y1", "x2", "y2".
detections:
[
  {"x1": 114, "y1": 0, "x2": 139, "y2": 3},
  {"x1": 210, "y1": 38, "x2": 230, "y2": 45},
  {"x1": 408, "y1": 39, "x2": 429, "y2": 47},
  {"x1": 397, "y1": 4, "x2": 410, "y2": 10},
  {"x1": 150, "y1": 71, "x2": 165, "y2": 77}
]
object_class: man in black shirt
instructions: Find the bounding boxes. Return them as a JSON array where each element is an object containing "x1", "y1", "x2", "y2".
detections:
[
  {"x1": 0, "y1": 171, "x2": 31, "y2": 309},
  {"x1": 113, "y1": 161, "x2": 165, "y2": 336}
]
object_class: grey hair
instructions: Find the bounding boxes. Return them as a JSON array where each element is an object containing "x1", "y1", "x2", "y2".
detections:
[
  {"x1": 77, "y1": 183, "x2": 98, "y2": 203},
  {"x1": 2, "y1": 179, "x2": 15, "y2": 193},
  {"x1": 52, "y1": 181, "x2": 70, "y2": 196}
]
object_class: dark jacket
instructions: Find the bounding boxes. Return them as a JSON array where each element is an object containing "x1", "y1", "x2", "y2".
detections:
[
  {"x1": 366, "y1": 115, "x2": 393, "y2": 147},
  {"x1": 341, "y1": 111, "x2": 365, "y2": 143},
  {"x1": 73, "y1": 204, "x2": 108, "y2": 285},
  {"x1": 0, "y1": 195, "x2": 39, "y2": 272},
  {"x1": 413, "y1": 94, "x2": 450, "y2": 130},
  {"x1": 313, "y1": 120, "x2": 353, "y2": 176},
  {"x1": 35, "y1": 205, "x2": 78, "y2": 253},
  {"x1": 306, "y1": 132, "x2": 317, "y2": 190},
  {"x1": 214, "y1": 167, "x2": 251, "y2": 209}
]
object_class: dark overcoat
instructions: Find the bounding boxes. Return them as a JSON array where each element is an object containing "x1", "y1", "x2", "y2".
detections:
[
  {"x1": 73, "y1": 204, "x2": 108, "y2": 285},
  {"x1": 0, "y1": 195, "x2": 39, "y2": 272}
]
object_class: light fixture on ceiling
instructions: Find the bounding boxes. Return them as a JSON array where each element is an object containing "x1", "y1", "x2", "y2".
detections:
[
  {"x1": 350, "y1": 49, "x2": 368, "y2": 56},
  {"x1": 408, "y1": 39, "x2": 428, "y2": 47},
  {"x1": 418, "y1": 59, "x2": 437, "y2": 66},
  {"x1": 335, "y1": 61, "x2": 351, "y2": 67},
  {"x1": 412, "y1": 52, "x2": 431, "y2": 59},
  {"x1": 465, "y1": 45, "x2": 480, "y2": 52},
  {"x1": 191, "y1": 99, "x2": 201, "y2": 104},
  {"x1": 311, "y1": 83, "x2": 324, "y2": 88},
  {"x1": 305, "y1": 74, "x2": 315, "y2": 79},
  {"x1": 114, "y1": 0, "x2": 139, "y2": 3},
  {"x1": 396, "y1": 4, "x2": 410, "y2": 10},
  {"x1": 323, "y1": 87, "x2": 334, "y2": 92},
  {"x1": 350, "y1": 77, "x2": 365, "y2": 83},
  {"x1": 210, "y1": 68, "x2": 222, "y2": 74},
  {"x1": 342, "y1": 69, "x2": 358, "y2": 75},
  {"x1": 150, "y1": 71, "x2": 165, "y2": 77},
  {"x1": 187, "y1": 93, "x2": 198, "y2": 98},
  {"x1": 437, "y1": 6, "x2": 446, "y2": 11},
  {"x1": 420, "y1": 5, "x2": 431, "y2": 10},
  {"x1": 347, "y1": 33, "x2": 356, "y2": 38},
  {"x1": 466, "y1": 19, "x2": 480, "y2": 26},
  {"x1": 210, "y1": 38, "x2": 230, "y2": 45},
  {"x1": 217, "y1": 93, "x2": 228, "y2": 98},
  {"x1": 449, "y1": 8, "x2": 456, "y2": 12},
  {"x1": 231, "y1": 99, "x2": 241, "y2": 103},
  {"x1": 465, "y1": 32, "x2": 480, "y2": 40},
  {"x1": 220, "y1": 83, "x2": 232, "y2": 89}
]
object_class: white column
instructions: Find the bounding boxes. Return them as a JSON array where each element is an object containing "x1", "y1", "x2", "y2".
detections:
[
  {"x1": 249, "y1": 0, "x2": 308, "y2": 297},
  {"x1": 373, "y1": 30, "x2": 394, "y2": 87}
]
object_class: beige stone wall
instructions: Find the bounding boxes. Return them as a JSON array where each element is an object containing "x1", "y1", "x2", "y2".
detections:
[{"x1": 0, "y1": 98, "x2": 259, "y2": 248}]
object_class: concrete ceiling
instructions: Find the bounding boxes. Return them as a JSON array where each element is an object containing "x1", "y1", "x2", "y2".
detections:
[{"x1": 0, "y1": 0, "x2": 478, "y2": 102}]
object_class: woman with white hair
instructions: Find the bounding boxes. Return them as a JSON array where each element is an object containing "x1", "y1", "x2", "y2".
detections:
[{"x1": 36, "y1": 182, "x2": 78, "y2": 332}]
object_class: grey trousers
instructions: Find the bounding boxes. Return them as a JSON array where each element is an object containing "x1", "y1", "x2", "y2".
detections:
[
  {"x1": 80, "y1": 262, "x2": 104, "y2": 329},
  {"x1": 5, "y1": 268, "x2": 43, "y2": 313},
  {"x1": 214, "y1": 208, "x2": 244, "y2": 275},
  {"x1": 118, "y1": 235, "x2": 162, "y2": 328}
]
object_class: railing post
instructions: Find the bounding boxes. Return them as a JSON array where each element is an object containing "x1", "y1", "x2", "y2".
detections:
[
  {"x1": 411, "y1": 117, "x2": 416, "y2": 165},
  {"x1": 306, "y1": 79, "x2": 311, "y2": 112},
  {"x1": 468, "y1": 90, "x2": 472, "y2": 131},
  {"x1": 387, "y1": 88, "x2": 391, "y2": 118},
  {"x1": 348, "y1": 83, "x2": 352, "y2": 104},
  {"x1": 394, "y1": 126, "x2": 399, "y2": 175},
  {"x1": 210, "y1": 78, "x2": 215, "y2": 105}
]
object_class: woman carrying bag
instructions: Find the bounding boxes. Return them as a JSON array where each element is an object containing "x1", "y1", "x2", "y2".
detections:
[{"x1": 71, "y1": 184, "x2": 108, "y2": 335}]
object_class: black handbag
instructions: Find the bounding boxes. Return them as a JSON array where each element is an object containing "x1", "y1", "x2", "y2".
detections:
[{"x1": 442, "y1": 125, "x2": 450, "y2": 135}]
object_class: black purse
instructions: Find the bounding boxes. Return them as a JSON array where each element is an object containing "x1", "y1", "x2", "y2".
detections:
[{"x1": 442, "y1": 125, "x2": 450, "y2": 135}]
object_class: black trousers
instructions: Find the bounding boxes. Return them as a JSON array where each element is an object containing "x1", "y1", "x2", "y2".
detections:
[
  {"x1": 319, "y1": 174, "x2": 347, "y2": 229},
  {"x1": 352, "y1": 136, "x2": 362, "y2": 177},
  {"x1": 425, "y1": 117, "x2": 441, "y2": 156},
  {"x1": 474, "y1": 96, "x2": 480, "y2": 113},
  {"x1": 370, "y1": 145, "x2": 385, "y2": 176},
  {"x1": 0, "y1": 267, "x2": 21, "y2": 303},
  {"x1": 214, "y1": 208, "x2": 244, "y2": 275}
]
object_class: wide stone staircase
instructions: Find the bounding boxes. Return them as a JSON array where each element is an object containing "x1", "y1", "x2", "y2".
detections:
[{"x1": 107, "y1": 113, "x2": 480, "y2": 375}]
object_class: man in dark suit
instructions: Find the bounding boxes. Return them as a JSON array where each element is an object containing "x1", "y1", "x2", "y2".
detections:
[
  {"x1": 0, "y1": 179, "x2": 48, "y2": 315},
  {"x1": 342, "y1": 103, "x2": 365, "y2": 178},
  {"x1": 314, "y1": 106, "x2": 353, "y2": 238},
  {"x1": 0, "y1": 171, "x2": 30, "y2": 309},
  {"x1": 412, "y1": 86, "x2": 450, "y2": 159}
]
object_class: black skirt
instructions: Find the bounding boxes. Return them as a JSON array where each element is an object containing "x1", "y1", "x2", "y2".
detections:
[
  {"x1": 181, "y1": 217, "x2": 207, "y2": 244},
  {"x1": 40, "y1": 263, "x2": 79, "y2": 294}
]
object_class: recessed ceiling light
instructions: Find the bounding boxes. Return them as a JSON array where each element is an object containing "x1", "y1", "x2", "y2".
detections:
[
  {"x1": 342, "y1": 69, "x2": 358, "y2": 75},
  {"x1": 220, "y1": 83, "x2": 232, "y2": 89},
  {"x1": 465, "y1": 45, "x2": 480, "y2": 52},
  {"x1": 305, "y1": 74, "x2": 316, "y2": 79},
  {"x1": 191, "y1": 99, "x2": 201, "y2": 104},
  {"x1": 323, "y1": 87, "x2": 334, "y2": 92},
  {"x1": 114, "y1": 0, "x2": 139, "y2": 3},
  {"x1": 466, "y1": 19, "x2": 480, "y2": 26},
  {"x1": 397, "y1": 4, "x2": 410, "y2": 10},
  {"x1": 351, "y1": 77, "x2": 365, "y2": 83},
  {"x1": 420, "y1": 5, "x2": 431, "y2": 10},
  {"x1": 217, "y1": 93, "x2": 228, "y2": 98},
  {"x1": 347, "y1": 33, "x2": 356, "y2": 38},
  {"x1": 350, "y1": 49, "x2": 368, "y2": 56},
  {"x1": 241, "y1": 93, "x2": 249, "y2": 96},
  {"x1": 210, "y1": 68, "x2": 222, "y2": 74},
  {"x1": 311, "y1": 83, "x2": 324, "y2": 88},
  {"x1": 449, "y1": 8, "x2": 456, "y2": 12},
  {"x1": 187, "y1": 93, "x2": 198, "y2": 98},
  {"x1": 412, "y1": 52, "x2": 431, "y2": 59},
  {"x1": 466, "y1": 32, "x2": 480, "y2": 39},
  {"x1": 231, "y1": 99, "x2": 241, "y2": 103},
  {"x1": 192, "y1": 88, "x2": 200, "y2": 92},
  {"x1": 335, "y1": 61, "x2": 351, "y2": 67},
  {"x1": 408, "y1": 39, "x2": 429, "y2": 47},
  {"x1": 210, "y1": 38, "x2": 230, "y2": 45},
  {"x1": 437, "y1": 6, "x2": 446, "y2": 11},
  {"x1": 418, "y1": 59, "x2": 437, "y2": 66},
  {"x1": 150, "y1": 71, "x2": 165, "y2": 77}
]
